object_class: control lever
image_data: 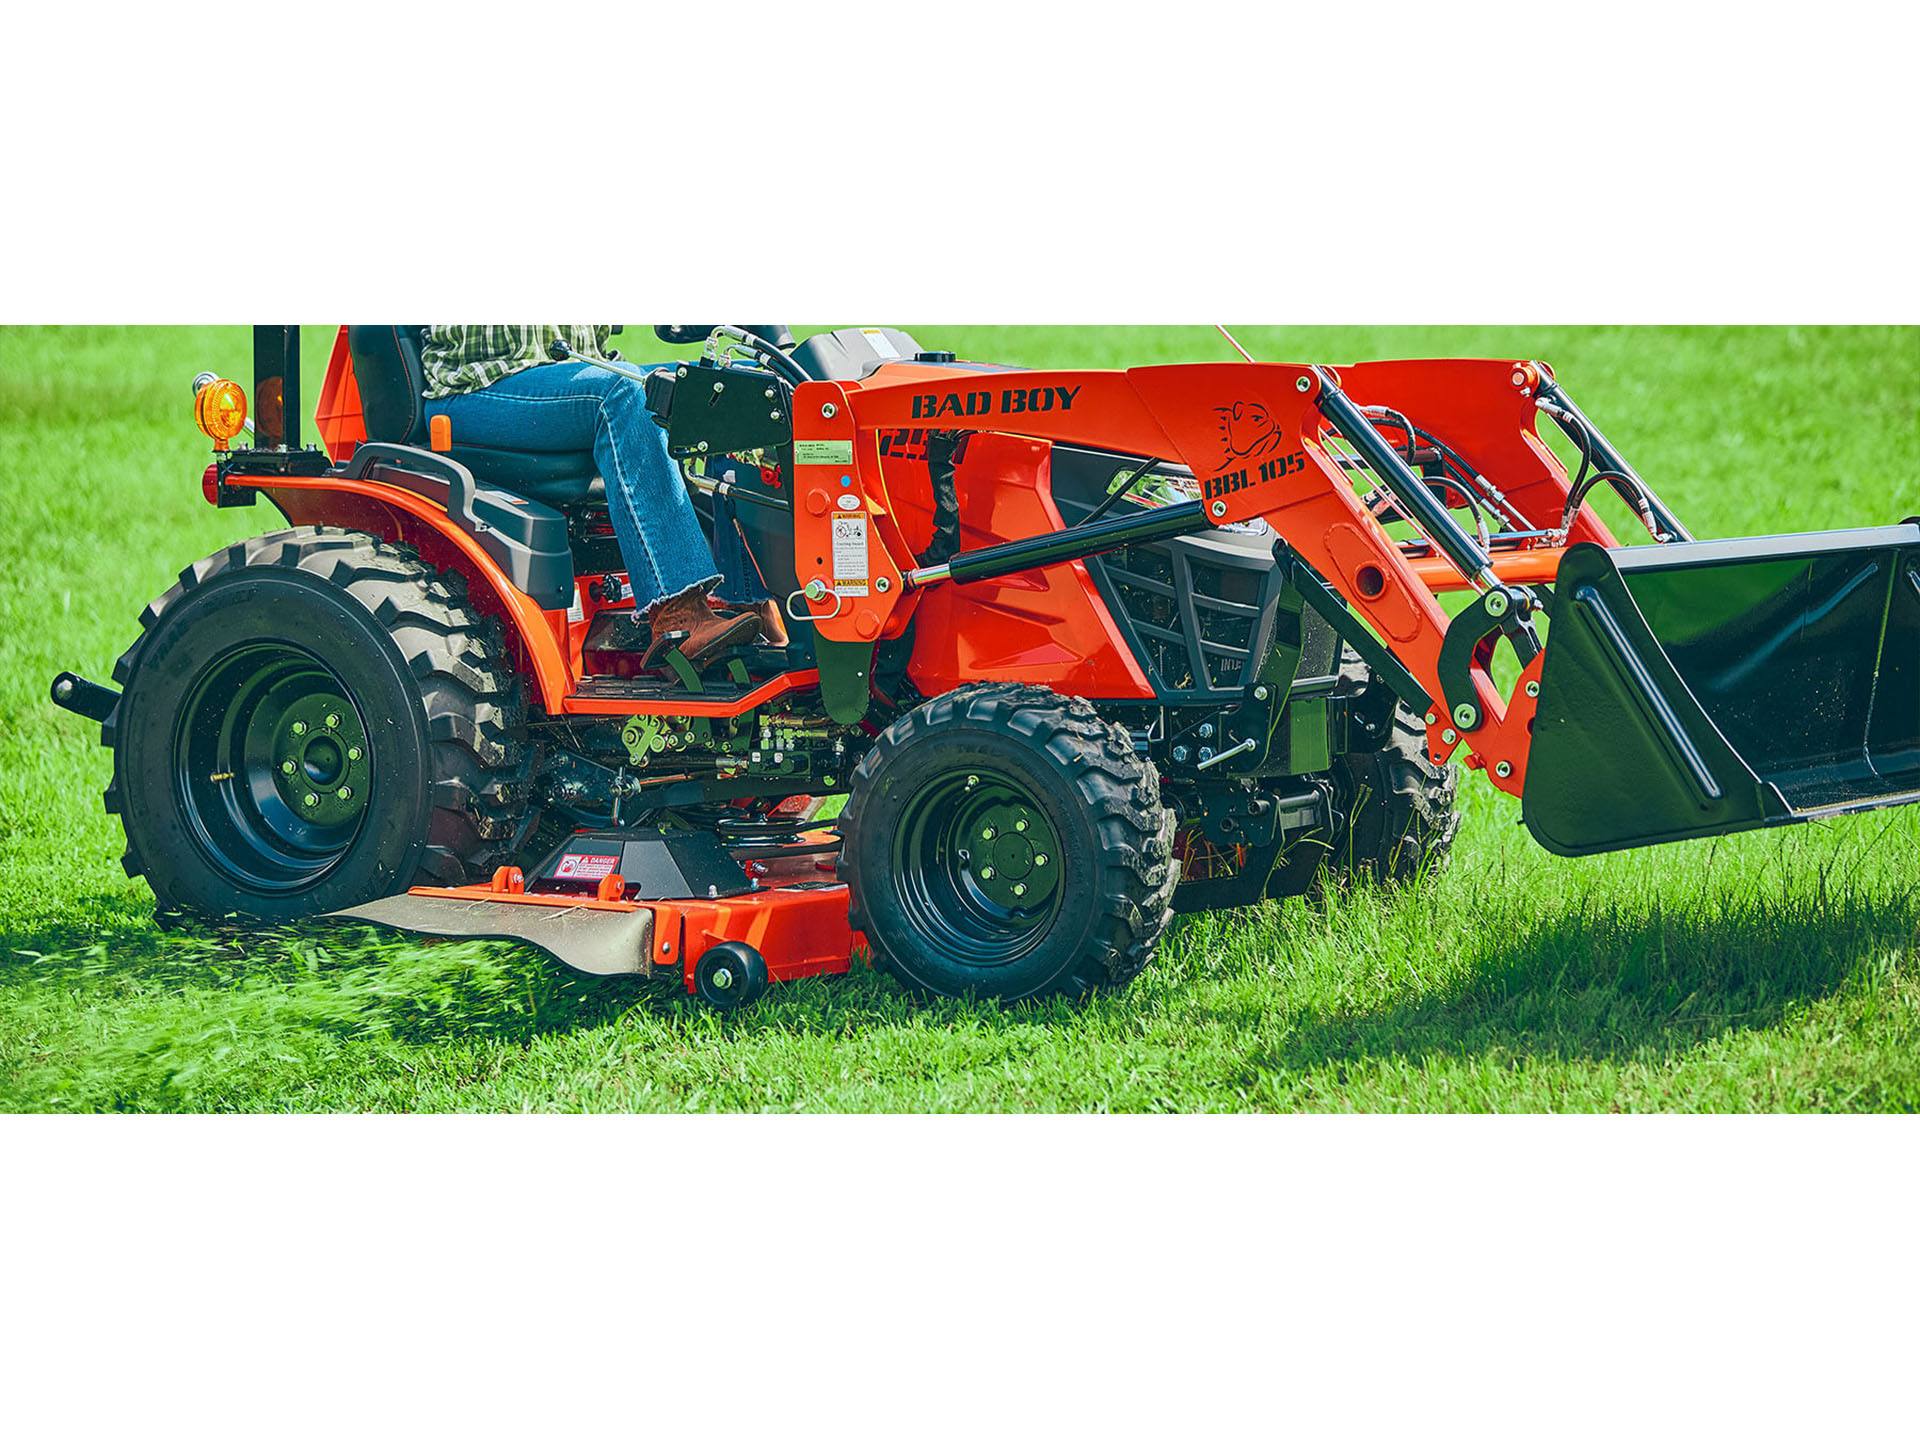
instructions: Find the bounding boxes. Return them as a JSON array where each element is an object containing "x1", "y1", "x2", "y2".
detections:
[{"x1": 546, "y1": 338, "x2": 650, "y2": 386}]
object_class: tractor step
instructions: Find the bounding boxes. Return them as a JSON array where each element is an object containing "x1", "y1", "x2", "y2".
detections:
[{"x1": 573, "y1": 674, "x2": 756, "y2": 703}]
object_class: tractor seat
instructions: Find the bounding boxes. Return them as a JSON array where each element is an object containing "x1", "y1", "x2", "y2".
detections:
[{"x1": 346, "y1": 326, "x2": 602, "y2": 507}]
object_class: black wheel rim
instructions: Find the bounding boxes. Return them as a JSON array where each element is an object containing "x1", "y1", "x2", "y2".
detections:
[
  {"x1": 890, "y1": 766, "x2": 1064, "y2": 968},
  {"x1": 172, "y1": 642, "x2": 376, "y2": 894}
]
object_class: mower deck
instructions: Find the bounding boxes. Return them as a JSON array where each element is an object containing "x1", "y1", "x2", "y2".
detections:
[{"x1": 330, "y1": 826, "x2": 858, "y2": 1004}]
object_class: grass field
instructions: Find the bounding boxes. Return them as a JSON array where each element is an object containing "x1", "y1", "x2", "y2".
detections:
[{"x1": 1, "y1": 324, "x2": 1915, "y2": 1112}]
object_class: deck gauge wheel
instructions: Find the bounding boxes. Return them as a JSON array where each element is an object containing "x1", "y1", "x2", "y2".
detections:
[{"x1": 694, "y1": 942, "x2": 770, "y2": 1009}]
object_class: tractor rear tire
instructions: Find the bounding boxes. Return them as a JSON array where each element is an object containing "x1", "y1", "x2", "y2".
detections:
[
  {"x1": 842, "y1": 683, "x2": 1177, "y2": 1002},
  {"x1": 104, "y1": 526, "x2": 533, "y2": 921}
]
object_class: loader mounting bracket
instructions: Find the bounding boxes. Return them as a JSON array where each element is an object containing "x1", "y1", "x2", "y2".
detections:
[{"x1": 1435, "y1": 585, "x2": 1543, "y2": 731}]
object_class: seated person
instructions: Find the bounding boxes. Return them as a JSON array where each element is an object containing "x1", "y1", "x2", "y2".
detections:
[{"x1": 421, "y1": 325, "x2": 781, "y2": 667}]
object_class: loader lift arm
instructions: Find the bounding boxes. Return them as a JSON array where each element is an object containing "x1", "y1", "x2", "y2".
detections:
[
  {"x1": 783, "y1": 354, "x2": 1920, "y2": 857},
  {"x1": 793, "y1": 359, "x2": 1565, "y2": 796}
]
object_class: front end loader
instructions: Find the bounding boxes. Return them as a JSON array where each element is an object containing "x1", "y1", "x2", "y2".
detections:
[{"x1": 50, "y1": 325, "x2": 1919, "y2": 1006}]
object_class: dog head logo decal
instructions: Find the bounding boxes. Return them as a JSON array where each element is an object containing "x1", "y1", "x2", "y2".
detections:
[{"x1": 1215, "y1": 400, "x2": 1286, "y2": 470}]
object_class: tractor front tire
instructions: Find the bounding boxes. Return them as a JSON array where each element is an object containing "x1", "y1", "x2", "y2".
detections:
[
  {"x1": 1327, "y1": 700, "x2": 1460, "y2": 885},
  {"x1": 842, "y1": 683, "x2": 1177, "y2": 1002},
  {"x1": 104, "y1": 527, "x2": 532, "y2": 921}
]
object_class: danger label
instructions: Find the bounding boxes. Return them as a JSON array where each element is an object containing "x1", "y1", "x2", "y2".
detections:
[
  {"x1": 832, "y1": 515, "x2": 870, "y2": 597},
  {"x1": 554, "y1": 852, "x2": 618, "y2": 881}
]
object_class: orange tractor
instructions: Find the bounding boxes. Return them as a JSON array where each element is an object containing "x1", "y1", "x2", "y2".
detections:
[{"x1": 51, "y1": 325, "x2": 1919, "y2": 1006}]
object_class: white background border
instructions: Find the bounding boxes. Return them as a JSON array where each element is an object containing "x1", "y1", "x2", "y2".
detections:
[{"x1": 3, "y1": 4, "x2": 1915, "y2": 1434}]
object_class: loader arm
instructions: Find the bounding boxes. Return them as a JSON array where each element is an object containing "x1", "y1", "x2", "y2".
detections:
[
  {"x1": 796, "y1": 360, "x2": 1555, "y2": 795},
  {"x1": 794, "y1": 358, "x2": 1920, "y2": 854}
]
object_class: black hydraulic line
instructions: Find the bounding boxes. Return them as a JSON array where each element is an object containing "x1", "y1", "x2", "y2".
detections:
[
  {"x1": 916, "y1": 500, "x2": 1208, "y2": 587},
  {"x1": 1536, "y1": 379, "x2": 1692, "y2": 542},
  {"x1": 1079, "y1": 454, "x2": 1162, "y2": 527},
  {"x1": 1314, "y1": 375, "x2": 1498, "y2": 589}
]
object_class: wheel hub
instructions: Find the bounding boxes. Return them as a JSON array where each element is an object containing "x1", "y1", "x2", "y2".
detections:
[
  {"x1": 266, "y1": 692, "x2": 371, "y2": 826},
  {"x1": 956, "y1": 791, "x2": 1075, "y2": 913},
  {"x1": 957, "y1": 795, "x2": 1060, "y2": 910},
  {"x1": 889, "y1": 767, "x2": 1069, "y2": 967}
]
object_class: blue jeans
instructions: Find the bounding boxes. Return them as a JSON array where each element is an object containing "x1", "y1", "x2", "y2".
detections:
[{"x1": 425, "y1": 362, "x2": 722, "y2": 609}]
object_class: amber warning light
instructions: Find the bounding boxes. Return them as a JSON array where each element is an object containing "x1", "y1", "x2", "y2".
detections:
[{"x1": 192, "y1": 372, "x2": 249, "y2": 450}]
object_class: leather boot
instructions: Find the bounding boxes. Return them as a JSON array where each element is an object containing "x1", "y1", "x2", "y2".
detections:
[
  {"x1": 641, "y1": 583, "x2": 760, "y2": 670},
  {"x1": 748, "y1": 597, "x2": 789, "y2": 648}
]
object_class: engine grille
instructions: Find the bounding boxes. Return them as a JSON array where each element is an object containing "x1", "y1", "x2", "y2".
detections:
[{"x1": 1090, "y1": 533, "x2": 1291, "y2": 698}]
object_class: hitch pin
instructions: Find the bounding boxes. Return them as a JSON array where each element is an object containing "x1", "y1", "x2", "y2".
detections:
[{"x1": 1195, "y1": 737, "x2": 1257, "y2": 771}]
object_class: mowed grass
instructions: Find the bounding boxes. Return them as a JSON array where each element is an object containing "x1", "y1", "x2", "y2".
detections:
[{"x1": 1, "y1": 324, "x2": 1915, "y2": 1112}]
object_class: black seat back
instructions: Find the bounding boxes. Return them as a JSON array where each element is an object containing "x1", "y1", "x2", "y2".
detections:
[{"x1": 347, "y1": 325, "x2": 430, "y2": 445}]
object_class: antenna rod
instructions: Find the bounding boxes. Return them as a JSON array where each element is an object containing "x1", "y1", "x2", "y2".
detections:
[{"x1": 1215, "y1": 324, "x2": 1256, "y2": 363}]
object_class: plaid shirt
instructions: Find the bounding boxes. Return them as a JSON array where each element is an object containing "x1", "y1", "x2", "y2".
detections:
[{"x1": 419, "y1": 324, "x2": 622, "y2": 400}]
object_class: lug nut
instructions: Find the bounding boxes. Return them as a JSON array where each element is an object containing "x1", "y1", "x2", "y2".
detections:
[
  {"x1": 281, "y1": 760, "x2": 296, "y2": 775},
  {"x1": 1034, "y1": 853, "x2": 1048, "y2": 867},
  {"x1": 336, "y1": 786, "x2": 353, "y2": 800},
  {"x1": 347, "y1": 746, "x2": 363, "y2": 761},
  {"x1": 1012, "y1": 883, "x2": 1027, "y2": 897},
  {"x1": 1014, "y1": 819, "x2": 1028, "y2": 833},
  {"x1": 302, "y1": 793, "x2": 318, "y2": 808},
  {"x1": 981, "y1": 826, "x2": 997, "y2": 840},
  {"x1": 291, "y1": 721, "x2": 308, "y2": 736},
  {"x1": 980, "y1": 866, "x2": 995, "y2": 880},
  {"x1": 325, "y1": 712, "x2": 341, "y2": 729}
]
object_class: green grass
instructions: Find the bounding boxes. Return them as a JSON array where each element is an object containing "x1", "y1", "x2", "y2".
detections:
[{"x1": 2, "y1": 325, "x2": 1916, "y2": 1112}]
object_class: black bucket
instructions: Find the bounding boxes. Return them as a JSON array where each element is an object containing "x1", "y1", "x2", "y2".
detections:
[{"x1": 1522, "y1": 523, "x2": 1920, "y2": 856}]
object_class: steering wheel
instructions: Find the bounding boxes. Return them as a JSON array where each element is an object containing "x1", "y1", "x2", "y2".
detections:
[{"x1": 654, "y1": 324, "x2": 795, "y2": 349}]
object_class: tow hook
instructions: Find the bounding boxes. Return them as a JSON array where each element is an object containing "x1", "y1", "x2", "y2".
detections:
[{"x1": 50, "y1": 671, "x2": 120, "y2": 723}]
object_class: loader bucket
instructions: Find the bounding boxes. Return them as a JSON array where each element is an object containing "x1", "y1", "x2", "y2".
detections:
[{"x1": 1522, "y1": 523, "x2": 1920, "y2": 856}]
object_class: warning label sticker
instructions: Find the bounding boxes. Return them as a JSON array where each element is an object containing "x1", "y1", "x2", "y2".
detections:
[
  {"x1": 554, "y1": 852, "x2": 618, "y2": 881},
  {"x1": 832, "y1": 514, "x2": 870, "y2": 597},
  {"x1": 795, "y1": 439, "x2": 854, "y2": 466}
]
